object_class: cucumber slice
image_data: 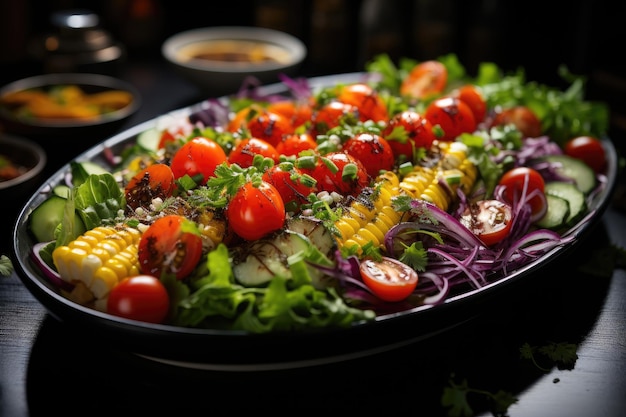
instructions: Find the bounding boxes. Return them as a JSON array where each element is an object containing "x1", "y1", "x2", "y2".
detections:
[
  {"x1": 136, "y1": 127, "x2": 161, "y2": 151},
  {"x1": 286, "y1": 217, "x2": 336, "y2": 259},
  {"x1": 540, "y1": 154, "x2": 596, "y2": 194},
  {"x1": 52, "y1": 185, "x2": 71, "y2": 198},
  {"x1": 29, "y1": 195, "x2": 85, "y2": 243},
  {"x1": 78, "y1": 161, "x2": 109, "y2": 176},
  {"x1": 544, "y1": 181, "x2": 586, "y2": 226},
  {"x1": 232, "y1": 231, "x2": 312, "y2": 287},
  {"x1": 535, "y1": 194, "x2": 570, "y2": 230}
]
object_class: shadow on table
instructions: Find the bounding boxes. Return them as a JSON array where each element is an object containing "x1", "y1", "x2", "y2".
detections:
[{"x1": 24, "y1": 221, "x2": 613, "y2": 416}]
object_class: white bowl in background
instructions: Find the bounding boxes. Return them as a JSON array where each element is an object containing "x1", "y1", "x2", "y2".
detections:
[{"x1": 162, "y1": 26, "x2": 307, "y2": 96}]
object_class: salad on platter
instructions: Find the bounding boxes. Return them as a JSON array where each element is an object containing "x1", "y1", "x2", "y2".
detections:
[{"x1": 25, "y1": 53, "x2": 612, "y2": 334}]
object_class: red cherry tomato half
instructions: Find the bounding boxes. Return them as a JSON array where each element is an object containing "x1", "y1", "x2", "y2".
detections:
[
  {"x1": 460, "y1": 199, "x2": 514, "y2": 247},
  {"x1": 424, "y1": 97, "x2": 476, "y2": 141},
  {"x1": 382, "y1": 110, "x2": 437, "y2": 161},
  {"x1": 124, "y1": 163, "x2": 176, "y2": 210},
  {"x1": 491, "y1": 106, "x2": 542, "y2": 138},
  {"x1": 564, "y1": 136, "x2": 607, "y2": 173},
  {"x1": 107, "y1": 275, "x2": 170, "y2": 324},
  {"x1": 455, "y1": 85, "x2": 487, "y2": 124},
  {"x1": 360, "y1": 256, "x2": 419, "y2": 302},
  {"x1": 138, "y1": 214, "x2": 203, "y2": 280},
  {"x1": 336, "y1": 83, "x2": 389, "y2": 123},
  {"x1": 342, "y1": 132, "x2": 394, "y2": 178},
  {"x1": 498, "y1": 167, "x2": 546, "y2": 216},
  {"x1": 170, "y1": 136, "x2": 228, "y2": 185},
  {"x1": 302, "y1": 151, "x2": 369, "y2": 197},
  {"x1": 228, "y1": 137, "x2": 280, "y2": 168},
  {"x1": 226, "y1": 181, "x2": 286, "y2": 241},
  {"x1": 400, "y1": 60, "x2": 448, "y2": 99}
]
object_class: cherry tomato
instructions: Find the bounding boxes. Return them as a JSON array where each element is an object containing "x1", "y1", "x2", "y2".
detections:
[
  {"x1": 400, "y1": 60, "x2": 448, "y2": 99},
  {"x1": 226, "y1": 181, "x2": 285, "y2": 240},
  {"x1": 424, "y1": 97, "x2": 476, "y2": 141},
  {"x1": 455, "y1": 85, "x2": 487, "y2": 124},
  {"x1": 460, "y1": 199, "x2": 514, "y2": 247},
  {"x1": 246, "y1": 109, "x2": 294, "y2": 147},
  {"x1": 227, "y1": 107, "x2": 253, "y2": 133},
  {"x1": 125, "y1": 163, "x2": 176, "y2": 210},
  {"x1": 498, "y1": 167, "x2": 546, "y2": 216},
  {"x1": 342, "y1": 132, "x2": 394, "y2": 177},
  {"x1": 382, "y1": 110, "x2": 436, "y2": 161},
  {"x1": 301, "y1": 151, "x2": 369, "y2": 197},
  {"x1": 359, "y1": 257, "x2": 419, "y2": 302},
  {"x1": 107, "y1": 275, "x2": 170, "y2": 324},
  {"x1": 228, "y1": 137, "x2": 280, "y2": 168},
  {"x1": 490, "y1": 106, "x2": 542, "y2": 138},
  {"x1": 138, "y1": 214, "x2": 203, "y2": 280},
  {"x1": 158, "y1": 130, "x2": 178, "y2": 149},
  {"x1": 564, "y1": 136, "x2": 606, "y2": 173},
  {"x1": 158, "y1": 119, "x2": 193, "y2": 149},
  {"x1": 336, "y1": 83, "x2": 388, "y2": 123},
  {"x1": 311, "y1": 101, "x2": 359, "y2": 135},
  {"x1": 262, "y1": 163, "x2": 316, "y2": 213},
  {"x1": 275, "y1": 132, "x2": 317, "y2": 157},
  {"x1": 267, "y1": 99, "x2": 314, "y2": 129},
  {"x1": 170, "y1": 136, "x2": 228, "y2": 185}
]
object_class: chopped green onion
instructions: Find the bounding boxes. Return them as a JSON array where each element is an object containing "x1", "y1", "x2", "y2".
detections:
[
  {"x1": 341, "y1": 163, "x2": 358, "y2": 181},
  {"x1": 399, "y1": 161, "x2": 414, "y2": 176}
]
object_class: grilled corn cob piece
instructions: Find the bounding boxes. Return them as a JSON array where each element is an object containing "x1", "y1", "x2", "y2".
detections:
[
  {"x1": 399, "y1": 141, "x2": 477, "y2": 211},
  {"x1": 334, "y1": 171, "x2": 403, "y2": 252},
  {"x1": 52, "y1": 225, "x2": 142, "y2": 303}
]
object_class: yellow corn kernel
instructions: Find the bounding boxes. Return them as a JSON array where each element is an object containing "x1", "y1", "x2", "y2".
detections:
[
  {"x1": 334, "y1": 171, "x2": 402, "y2": 253},
  {"x1": 90, "y1": 266, "x2": 119, "y2": 299},
  {"x1": 399, "y1": 140, "x2": 477, "y2": 211},
  {"x1": 343, "y1": 233, "x2": 373, "y2": 252},
  {"x1": 105, "y1": 256, "x2": 134, "y2": 281},
  {"x1": 68, "y1": 239, "x2": 92, "y2": 252},
  {"x1": 334, "y1": 218, "x2": 360, "y2": 242},
  {"x1": 63, "y1": 281, "x2": 95, "y2": 305},
  {"x1": 350, "y1": 200, "x2": 376, "y2": 221},
  {"x1": 52, "y1": 225, "x2": 142, "y2": 302},
  {"x1": 363, "y1": 221, "x2": 386, "y2": 246},
  {"x1": 421, "y1": 181, "x2": 449, "y2": 210},
  {"x1": 458, "y1": 159, "x2": 478, "y2": 193},
  {"x1": 376, "y1": 207, "x2": 401, "y2": 229},
  {"x1": 399, "y1": 167, "x2": 436, "y2": 198}
]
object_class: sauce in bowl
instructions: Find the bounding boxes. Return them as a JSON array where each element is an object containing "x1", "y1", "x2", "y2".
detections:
[{"x1": 177, "y1": 40, "x2": 293, "y2": 66}]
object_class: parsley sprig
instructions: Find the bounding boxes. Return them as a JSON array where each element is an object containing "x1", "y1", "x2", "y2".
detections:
[
  {"x1": 520, "y1": 341, "x2": 579, "y2": 372},
  {"x1": 0, "y1": 255, "x2": 13, "y2": 277},
  {"x1": 442, "y1": 375, "x2": 518, "y2": 417},
  {"x1": 189, "y1": 156, "x2": 271, "y2": 209}
]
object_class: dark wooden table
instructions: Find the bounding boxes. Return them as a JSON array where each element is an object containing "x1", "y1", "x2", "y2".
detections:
[{"x1": 2, "y1": 60, "x2": 625, "y2": 417}]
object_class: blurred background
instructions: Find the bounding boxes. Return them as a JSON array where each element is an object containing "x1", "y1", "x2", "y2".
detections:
[{"x1": 1, "y1": 0, "x2": 625, "y2": 145}]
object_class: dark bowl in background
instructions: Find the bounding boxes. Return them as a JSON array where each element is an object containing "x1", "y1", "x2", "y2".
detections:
[
  {"x1": 0, "y1": 73, "x2": 140, "y2": 169},
  {"x1": 0, "y1": 133, "x2": 47, "y2": 242}
]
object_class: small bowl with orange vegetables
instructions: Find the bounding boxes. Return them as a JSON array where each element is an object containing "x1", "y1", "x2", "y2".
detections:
[{"x1": 0, "y1": 73, "x2": 140, "y2": 144}]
